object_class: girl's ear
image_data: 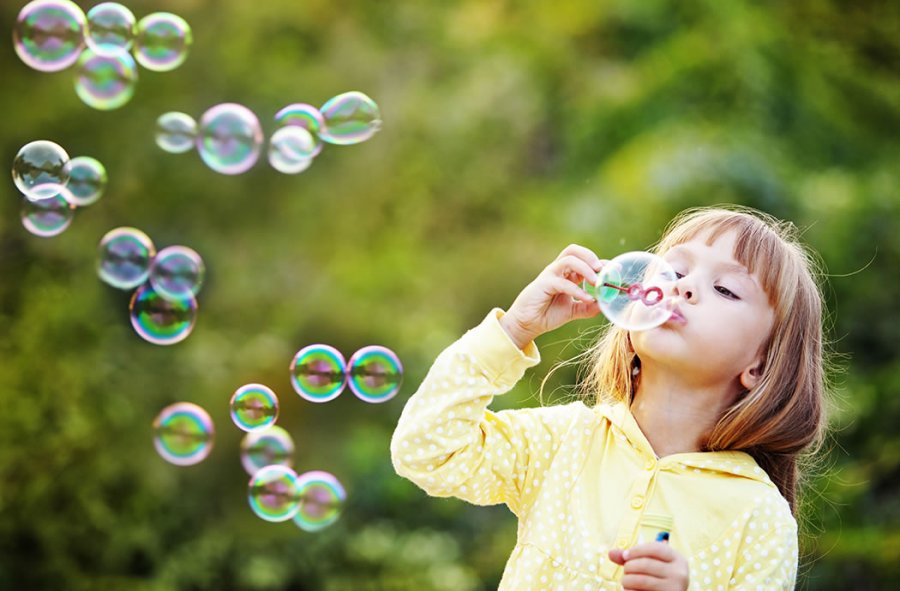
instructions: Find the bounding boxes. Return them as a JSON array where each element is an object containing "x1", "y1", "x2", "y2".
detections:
[{"x1": 739, "y1": 359, "x2": 764, "y2": 390}]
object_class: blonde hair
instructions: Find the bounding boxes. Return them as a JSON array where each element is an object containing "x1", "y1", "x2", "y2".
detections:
[{"x1": 579, "y1": 205, "x2": 829, "y2": 514}]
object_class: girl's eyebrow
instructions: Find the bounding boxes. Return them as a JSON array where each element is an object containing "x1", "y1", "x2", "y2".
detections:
[{"x1": 667, "y1": 245, "x2": 761, "y2": 291}]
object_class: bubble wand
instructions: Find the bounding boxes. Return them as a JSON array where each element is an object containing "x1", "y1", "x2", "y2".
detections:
[{"x1": 582, "y1": 251, "x2": 678, "y2": 331}]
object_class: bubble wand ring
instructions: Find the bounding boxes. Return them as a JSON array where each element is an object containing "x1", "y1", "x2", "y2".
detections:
[{"x1": 600, "y1": 280, "x2": 665, "y2": 307}]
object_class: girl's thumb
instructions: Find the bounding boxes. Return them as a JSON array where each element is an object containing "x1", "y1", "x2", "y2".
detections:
[{"x1": 608, "y1": 548, "x2": 626, "y2": 565}]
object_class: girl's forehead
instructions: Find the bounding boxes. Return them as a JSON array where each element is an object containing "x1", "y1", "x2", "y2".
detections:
[{"x1": 667, "y1": 228, "x2": 743, "y2": 262}]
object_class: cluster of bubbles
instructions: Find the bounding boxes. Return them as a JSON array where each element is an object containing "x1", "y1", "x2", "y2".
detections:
[
  {"x1": 152, "y1": 385, "x2": 353, "y2": 530},
  {"x1": 97, "y1": 227, "x2": 205, "y2": 345},
  {"x1": 240, "y1": 429, "x2": 345, "y2": 531},
  {"x1": 151, "y1": 344, "x2": 404, "y2": 527},
  {"x1": 155, "y1": 92, "x2": 382, "y2": 175},
  {"x1": 290, "y1": 344, "x2": 403, "y2": 404},
  {"x1": 13, "y1": 0, "x2": 192, "y2": 110},
  {"x1": 225, "y1": 344, "x2": 403, "y2": 436},
  {"x1": 12, "y1": 139, "x2": 107, "y2": 237},
  {"x1": 582, "y1": 251, "x2": 679, "y2": 331},
  {"x1": 231, "y1": 383, "x2": 348, "y2": 529}
]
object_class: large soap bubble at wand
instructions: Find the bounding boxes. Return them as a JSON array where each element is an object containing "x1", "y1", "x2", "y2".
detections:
[{"x1": 583, "y1": 251, "x2": 678, "y2": 331}]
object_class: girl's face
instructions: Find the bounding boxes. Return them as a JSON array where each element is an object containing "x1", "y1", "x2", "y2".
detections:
[{"x1": 631, "y1": 228, "x2": 775, "y2": 393}]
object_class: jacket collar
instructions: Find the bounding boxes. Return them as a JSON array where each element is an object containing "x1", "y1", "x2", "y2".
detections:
[{"x1": 594, "y1": 400, "x2": 774, "y2": 485}]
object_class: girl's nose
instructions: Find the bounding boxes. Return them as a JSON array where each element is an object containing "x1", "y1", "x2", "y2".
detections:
[{"x1": 674, "y1": 278, "x2": 696, "y2": 302}]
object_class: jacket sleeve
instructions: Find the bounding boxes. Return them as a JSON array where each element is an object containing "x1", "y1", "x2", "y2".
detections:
[
  {"x1": 391, "y1": 309, "x2": 578, "y2": 517},
  {"x1": 725, "y1": 504, "x2": 798, "y2": 590}
]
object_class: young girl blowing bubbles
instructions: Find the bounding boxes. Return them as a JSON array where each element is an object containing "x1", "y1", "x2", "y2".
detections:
[{"x1": 391, "y1": 206, "x2": 828, "y2": 590}]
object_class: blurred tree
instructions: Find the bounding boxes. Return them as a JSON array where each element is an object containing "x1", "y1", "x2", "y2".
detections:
[{"x1": 1, "y1": 0, "x2": 898, "y2": 589}]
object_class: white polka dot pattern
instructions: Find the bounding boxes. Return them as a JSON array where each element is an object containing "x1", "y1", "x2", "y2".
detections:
[{"x1": 391, "y1": 309, "x2": 799, "y2": 590}]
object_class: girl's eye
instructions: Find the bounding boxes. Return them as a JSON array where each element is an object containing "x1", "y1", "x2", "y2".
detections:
[
  {"x1": 715, "y1": 285, "x2": 739, "y2": 300},
  {"x1": 674, "y1": 271, "x2": 685, "y2": 279}
]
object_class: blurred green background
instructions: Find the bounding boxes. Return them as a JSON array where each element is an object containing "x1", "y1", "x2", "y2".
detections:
[{"x1": 1, "y1": 0, "x2": 898, "y2": 589}]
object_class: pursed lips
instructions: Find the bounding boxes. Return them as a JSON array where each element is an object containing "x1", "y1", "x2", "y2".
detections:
[{"x1": 667, "y1": 307, "x2": 686, "y2": 324}]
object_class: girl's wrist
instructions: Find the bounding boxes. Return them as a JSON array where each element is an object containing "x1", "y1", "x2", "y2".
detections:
[{"x1": 499, "y1": 312, "x2": 536, "y2": 350}]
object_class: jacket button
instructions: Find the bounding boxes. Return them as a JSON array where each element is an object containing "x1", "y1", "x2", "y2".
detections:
[{"x1": 631, "y1": 495, "x2": 644, "y2": 509}]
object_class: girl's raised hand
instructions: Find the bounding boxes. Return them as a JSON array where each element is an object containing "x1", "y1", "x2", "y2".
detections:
[
  {"x1": 608, "y1": 542, "x2": 690, "y2": 591},
  {"x1": 499, "y1": 244, "x2": 603, "y2": 349}
]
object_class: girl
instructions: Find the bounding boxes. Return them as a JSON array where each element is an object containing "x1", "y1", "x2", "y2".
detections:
[{"x1": 391, "y1": 206, "x2": 828, "y2": 590}]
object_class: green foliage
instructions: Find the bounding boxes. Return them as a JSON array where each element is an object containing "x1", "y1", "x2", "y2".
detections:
[{"x1": 1, "y1": 0, "x2": 898, "y2": 589}]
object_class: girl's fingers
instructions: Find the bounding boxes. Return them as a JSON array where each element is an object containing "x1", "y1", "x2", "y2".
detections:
[
  {"x1": 623, "y1": 542, "x2": 677, "y2": 563},
  {"x1": 544, "y1": 276, "x2": 594, "y2": 303},
  {"x1": 557, "y1": 244, "x2": 604, "y2": 271},
  {"x1": 621, "y1": 573, "x2": 666, "y2": 591},
  {"x1": 571, "y1": 297, "x2": 601, "y2": 320},
  {"x1": 623, "y1": 557, "x2": 668, "y2": 578},
  {"x1": 549, "y1": 255, "x2": 598, "y2": 286}
]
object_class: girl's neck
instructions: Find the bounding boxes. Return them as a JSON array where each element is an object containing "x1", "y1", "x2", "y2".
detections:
[{"x1": 630, "y1": 364, "x2": 740, "y2": 458}]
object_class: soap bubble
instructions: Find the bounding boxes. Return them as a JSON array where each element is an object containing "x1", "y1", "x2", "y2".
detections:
[
  {"x1": 97, "y1": 227, "x2": 156, "y2": 289},
  {"x1": 268, "y1": 126, "x2": 316, "y2": 174},
  {"x1": 148, "y1": 245, "x2": 205, "y2": 301},
  {"x1": 85, "y1": 2, "x2": 135, "y2": 56},
  {"x1": 294, "y1": 471, "x2": 346, "y2": 532},
  {"x1": 134, "y1": 12, "x2": 192, "y2": 72},
  {"x1": 230, "y1": 384, "x2": 279, "y2": 432},
  {"x1": 248, "y1": 465, "x2": 300, "y2": 522},
  {"x1": 20, "y1": 193, "x2": 74, "y2": 237},
  {"x1": 196, "y1": 103, "x2": 263, "y2": 175},
  {"x1": 13, "y1": 0, "x2": 86, "y2": 72},
  {"x1": 153, "y1": 402, "x2": 214, "y2": 466},
  {"x1": 129, "y1": 284, "x2": 198, "y2": 346},
  {"x1": 62, "y1": 156, "x2": 106, "y2": 206},
  {"x1": 274, "y1": 103, "x2": 324, "y2": 157},
  {"x1": 240, "y1": 426, "x2": 294, "y2": 476},
  {"x1": 347, "y1": 346, "x2": 403, "y2": 403},
  {"x1": 583, "y1": 251, "x2": 677, "y2": 331},
  {"x1": 319, "y1": 91, "x2": 382, "y2": 145},
  {"x1": 290, "y1": 344, "x2": 347, "y2": 403},
  {"x1": 74, "y1": 48, "x2": 138, "y2": 111},
  {"x1": 13, "y1": 140, "x2": 70, "y2": 202},
  {"x1": 155, "y1": 112, "x2": 197, "y2": 154}
]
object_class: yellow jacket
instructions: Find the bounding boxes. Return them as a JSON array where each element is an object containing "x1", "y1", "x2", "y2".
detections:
[{"x1": 391, "y1": 310, "x2": 798, "y2": 590}]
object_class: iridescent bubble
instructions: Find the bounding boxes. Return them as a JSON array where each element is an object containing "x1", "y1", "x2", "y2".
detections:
[
  {"x1": 129, "y1": 284, "x2": 197, "y2": 346},
  {"x1": 294, "y1": 471, "x2": 346, "y2": 532},
  {"x1": 20, "y1": 193, "x2": 74, "y2": 237},
  {"x1": 134, "y1": 12, "x2": 192, "y2": 72},
  {"x1": 289, "y1": 344, "x2": 347, "y2": 403},
  {"x1": 248, "y1": 465, "x2": 300, "y2": 522},
  {"x1": 274, "y1": 103, "x2": 324, "y2": 157},
  {"x1": 13, "y1": 0, "x2": 86, "y2": 72},
  {"x1": 582, "y1": 251, "x2": 677, "y2": 331},
  {"x1": 319, "y1": 91, "x2": 382, "y2": 145},
  {"x1": 62, "y1": 156, "x2": 106, "y2": 206},
  {"x1": 268, "y1": 126, "x2": 316, "y2": 174},
  {"x1": 148, "y1": 245, "x2": 205, "y2": 301},
  {"x1": 347, "y1": 346, "x2": 403, "y2": 403},
  {"x1": 230, "y1": 384, "x2": 279, "y2": 432},
  {"x1": 97, "y1": 227, "x2": 156, "y2": 289},
  {"x1": 152, "y1": 402, "x2": 214, "y2": 466},
  {"x1": 85, "y1": 2, "x2": 135, "y2": 56},
  {"x1": 12, "y1": 140, "x2": 70, "y2": 202},
  {"x1": 74, "y1": 48, "x2": 138, "y2": 111},
  {"x1": 155, "y1": 112, "x2": 197, "y2": 154},
  {"x1": 196, "y1": 103, "x2": 263, "y2": 175},
  {"x1": 240, "y1": 426, "x2": 295, "y2": 476}
]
